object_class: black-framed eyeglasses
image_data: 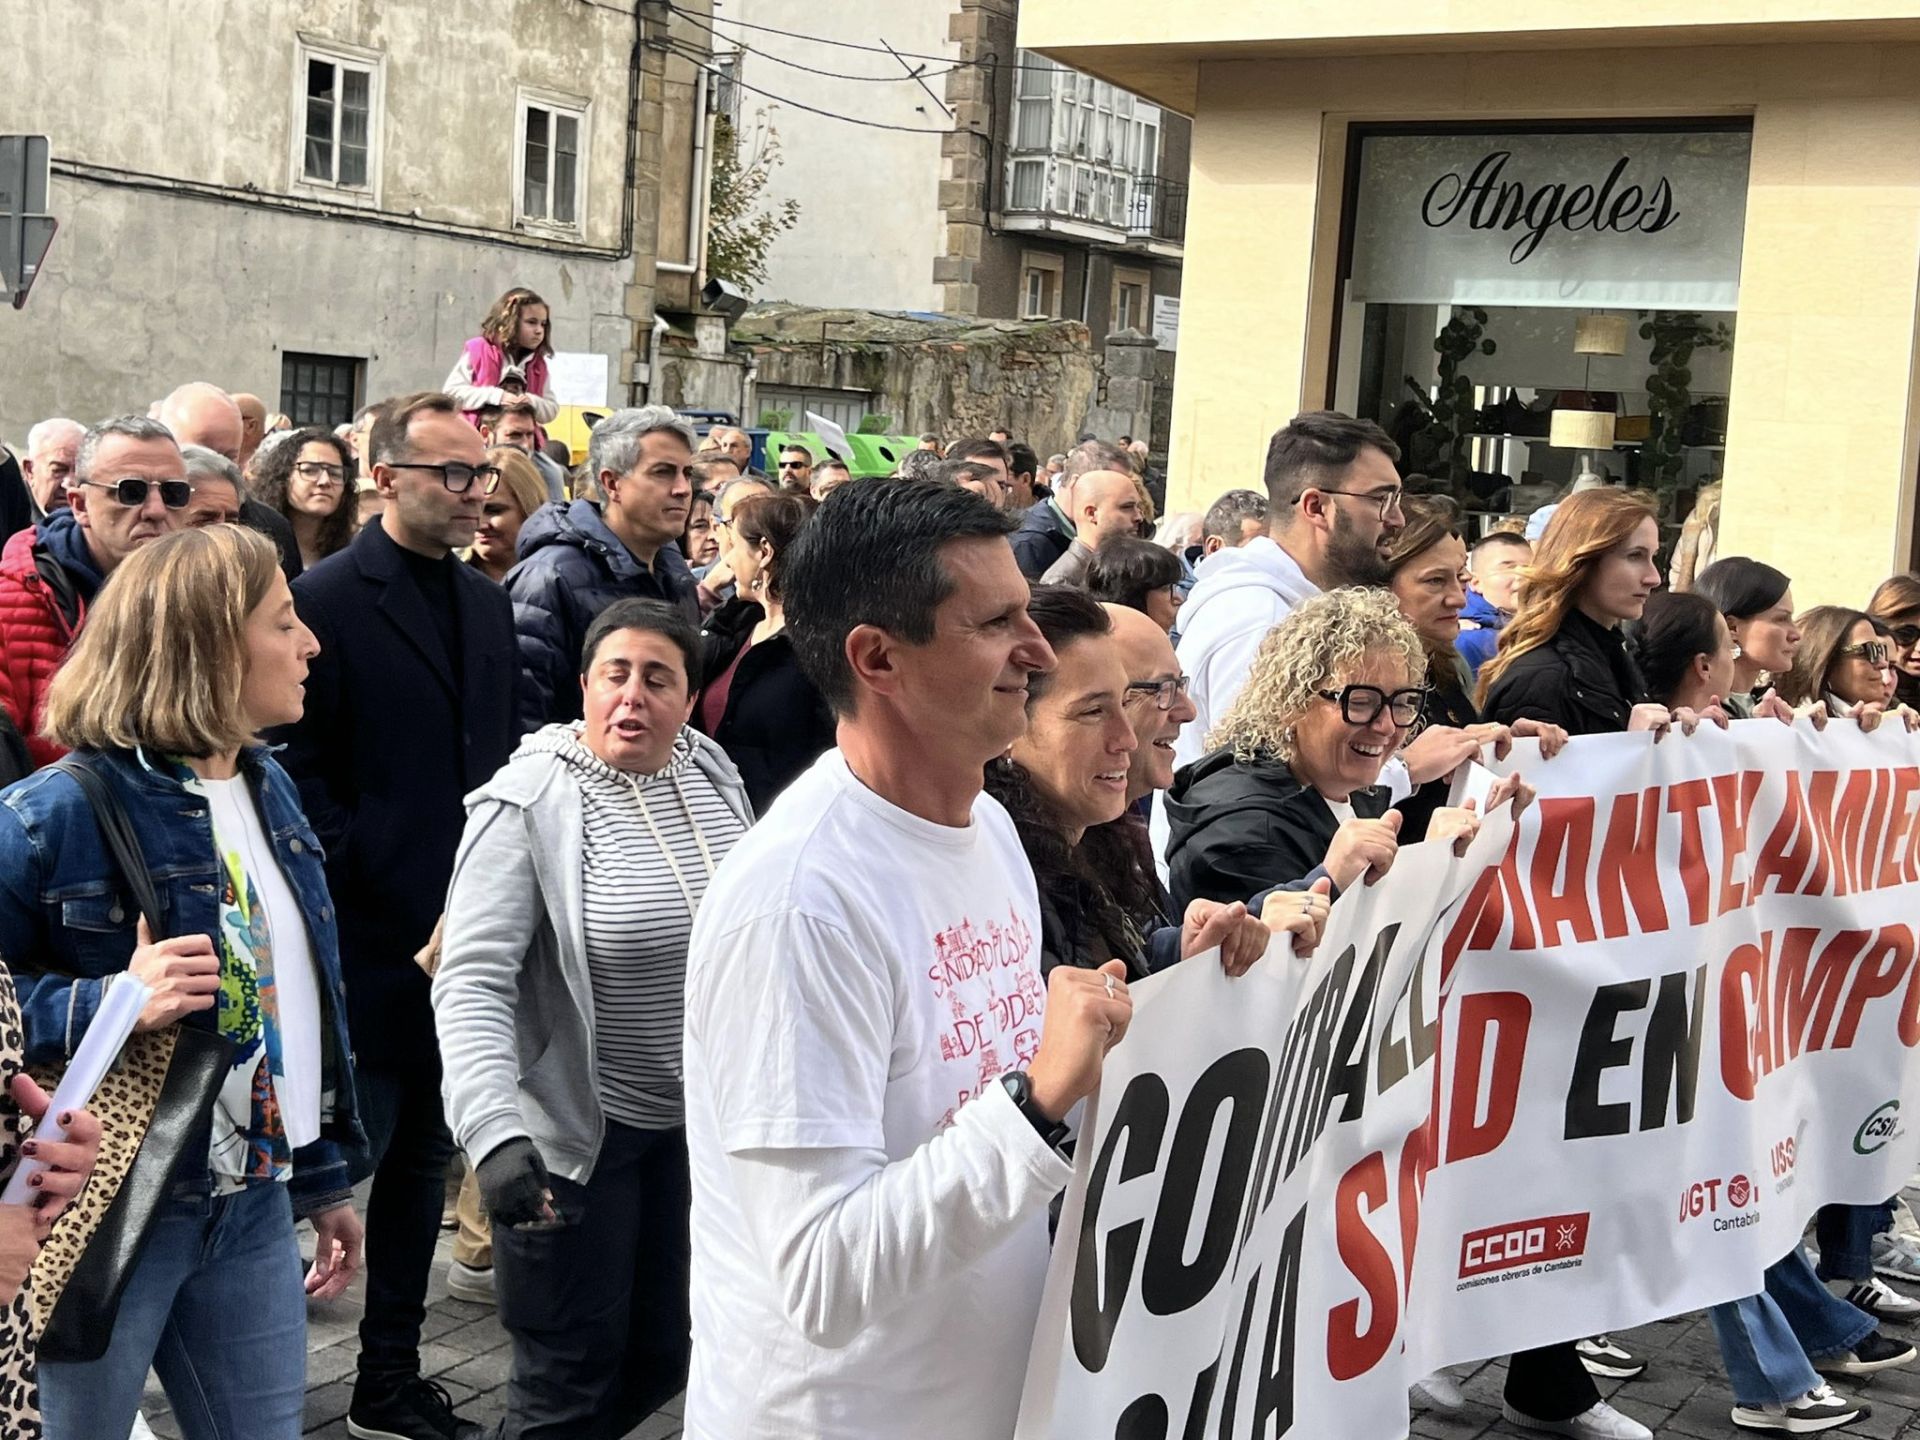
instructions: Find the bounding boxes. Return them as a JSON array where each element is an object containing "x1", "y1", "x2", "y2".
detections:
[
  {"x1": 293, "y1": 461, "x2": 347, "y2": 484},
  {"x1": 1887, "y1": 624, "x2": 1920, "y2": 649},
  {"x1": 386, "y1": 461, "x2": 503, "y2": 495},
  {"x1": 1302, "y1": 486, "x2": 1405, "y2": 519},
  {"x1": 1124, "y1": 675, "x2": 1191, "y2": 711},
  {"x1": 1839, "y1": 641, "x2": 1893, "y2": 668},
  {"x1": 1315, "y1": 683, "x2": 1426, "y2": 727},
  {"x1": 83, "y1": 477, "x2": 192, "y2": 509}
]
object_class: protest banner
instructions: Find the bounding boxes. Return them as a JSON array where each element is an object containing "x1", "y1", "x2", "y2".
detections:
[{"x1": 1017, "y1": 716, "x2": 1920, "y2": 1440}]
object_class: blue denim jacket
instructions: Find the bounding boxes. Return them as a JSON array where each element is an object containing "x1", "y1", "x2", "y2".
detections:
[{"x1": 0, "y1": 746, "x2": 368, "y2": 1216}]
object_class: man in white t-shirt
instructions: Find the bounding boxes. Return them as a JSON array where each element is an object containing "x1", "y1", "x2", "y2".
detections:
[{"x1": 682, "y1": 479, "x2": 1137, "y2": 1440}]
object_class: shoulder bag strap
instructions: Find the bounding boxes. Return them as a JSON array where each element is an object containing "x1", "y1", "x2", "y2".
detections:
[{"x1": 48, "y1": 755, "x2": 165, "y2": 940}]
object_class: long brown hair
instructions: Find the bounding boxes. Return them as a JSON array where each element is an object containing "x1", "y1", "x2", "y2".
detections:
[
  {"x1": 1777, "y1": 605, "x2": 1872, "y2": 707},
  {"x1": 45, "y1": 526, "x2": 281, "y2": 757},
  {"x1": 1476, "y1": 489, "x2": 1657, "y2": 706},
  {"x1": 479, "y1": 286, "x2": 554, "y2": 357},
  {"x1": 1868, "y1": 574, "x2": 1920, "y2": 623}
]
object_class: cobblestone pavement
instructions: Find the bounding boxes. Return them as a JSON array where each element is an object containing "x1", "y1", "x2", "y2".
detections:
[{"x1": 129, "y1": 1192, "x2": 1920, "y2": 1440}]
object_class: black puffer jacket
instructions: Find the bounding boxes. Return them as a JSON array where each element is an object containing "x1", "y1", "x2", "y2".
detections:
[
  {"x1": 1009, "y1": 499, "x2": 1073, "y2": 581},
  {"x1": 1163, "y1": 747, "x2": 1389, "y2": 912},
  {"x1": 1481, "y1": 608, "x2": 1649, "y2": 736},
  {"x1": 505, "y1": 500, "x2": 699, "y2": 736},
  {"x1": 694, "y1": 597, "x2": 836, "y2": 815}
]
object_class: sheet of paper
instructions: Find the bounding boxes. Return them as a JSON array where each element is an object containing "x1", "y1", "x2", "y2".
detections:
[{"x1": 547, "y1": 350, "x2": 610, "y2": 408}]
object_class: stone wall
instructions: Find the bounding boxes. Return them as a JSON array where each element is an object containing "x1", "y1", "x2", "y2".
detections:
[{"x1": 734, "y1": 305, "x2": 1097, "y2": 455}]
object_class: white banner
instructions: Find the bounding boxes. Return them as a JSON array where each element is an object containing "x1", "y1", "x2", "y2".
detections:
[
  {"x1": 1018, "y1": 717, "x2": 1920, "y2": 1440},
  {"x1": 1348, "y1": 128, "x2": 1751, "y2": 311}
]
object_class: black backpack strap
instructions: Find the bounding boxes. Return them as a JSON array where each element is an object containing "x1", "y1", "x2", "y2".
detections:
[
  {"x1": 32, "y1": 542, "x2": 82, "y2": 634},
  {"x1": 48, "y1": 755, "x2": 166, "y2": 941}
]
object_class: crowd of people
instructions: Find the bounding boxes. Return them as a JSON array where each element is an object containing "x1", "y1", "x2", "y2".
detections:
[{"x1": 0, "y1": 281, "x2": 1918, "y2": 1440}]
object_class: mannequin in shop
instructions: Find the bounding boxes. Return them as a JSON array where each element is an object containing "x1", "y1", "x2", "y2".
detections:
[{"x1": 1523, "y1": 460, "x2": 1613, "y2": 543}]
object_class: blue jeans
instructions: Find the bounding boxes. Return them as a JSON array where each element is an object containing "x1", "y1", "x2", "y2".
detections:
[
  {"x1": 39, "y1": 1182, "x2": 306, "y2": 1440},
  {"x1": 1815, "y1": 1202, "x2": 1896, "y2": 1282},
  {"x1": 1710, "y1": 1248, "x2": 1876, "y2": 1405}
]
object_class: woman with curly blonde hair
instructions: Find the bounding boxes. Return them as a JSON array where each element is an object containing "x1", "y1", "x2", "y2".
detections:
[{"x1": 1162, "y1": 587, "x2": 1486, "y2": 914}]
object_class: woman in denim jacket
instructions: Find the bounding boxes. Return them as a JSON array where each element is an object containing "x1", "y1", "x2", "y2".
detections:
[{"x1": 0, "y1": 525, "x2": 367, "y2": 1440}]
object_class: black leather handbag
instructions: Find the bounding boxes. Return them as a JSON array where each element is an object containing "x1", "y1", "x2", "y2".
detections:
[{"x1": 31, "y1": 755, "x2": 235, "y2": 1363}]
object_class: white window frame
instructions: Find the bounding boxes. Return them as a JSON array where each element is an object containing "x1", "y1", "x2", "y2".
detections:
[
  {"x1": 1112, "y1": 266, "x2": 1151, "y2": 334},
  {"x1": 1021, "y1": 251, "x2": 1065, "y2": 320},
  {"x1": 290, "y1": 35, "x2": 385, "y2": 206},
  {"x1": 514, "y1": 86, "x2": 591, "y2": 235}
]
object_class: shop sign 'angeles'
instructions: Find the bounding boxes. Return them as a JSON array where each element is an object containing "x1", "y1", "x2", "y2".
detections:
[{"x1": 1420, "y1": 151, "x2": 1679, "y2": 264}]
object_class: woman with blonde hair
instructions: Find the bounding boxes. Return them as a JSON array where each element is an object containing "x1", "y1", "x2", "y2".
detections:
[
  {"x1": 468, "y1": 446, "x2": 550, "y2": 584},
  {"x1": 1776, "y1": 606, "x2": 1899, "y2": 713},
  {"x1": 0, "y1": 525, "x2": 366, "y2": 1439},
  {"x1": 1481, "y1": 488, "x2": 1674, "y2": 735},
  {"x1": 1867, "y1": 573, "x2": 1920, "y2": 709}
]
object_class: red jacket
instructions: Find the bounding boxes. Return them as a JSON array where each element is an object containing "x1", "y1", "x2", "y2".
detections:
[{"x1": 0, "y1": 526, "x2": 82, "y2": 769}]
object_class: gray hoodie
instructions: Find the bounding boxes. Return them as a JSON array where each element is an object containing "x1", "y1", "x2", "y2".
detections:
[{"x1": 432, "y1": 722, "x2": 753, "y2": 1182}]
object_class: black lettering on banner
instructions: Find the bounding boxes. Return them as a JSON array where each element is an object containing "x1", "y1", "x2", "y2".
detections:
[
  {"x1": 1143, "y1": 1048, "x2": 1272, "y2": 1316},
  {"x1": 1251, "y1": 1205, "x2": 1309, "y2": 1440},
  {"x1": 1325, "y1": 924, "x2": 1393, "y2": 1125},
  {"x1": 1565, "y1": 979, "x2": 1649, "y2": 1139},
  {"x1": 1285, "y1": 944, "x2": 1357, "y2": 1177},
  {"x1": 1640, "y1": 966, "x2": 1707, "y2": 1129},
  {"x1": 1073, "y1": 1073, "x2": 1171, "y2": 1372}
]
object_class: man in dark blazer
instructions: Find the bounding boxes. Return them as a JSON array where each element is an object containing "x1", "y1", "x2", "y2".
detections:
[{"x1": 274, "y1": 391, "x2": 516, "y2": 1440}]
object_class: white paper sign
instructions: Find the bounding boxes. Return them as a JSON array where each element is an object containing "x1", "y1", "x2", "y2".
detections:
[
  {"x1": 546, "y1": 350, "x2": 610, "y2": 408},
  {"x1": 1349, "y1": 128, "x2": 1751, "y2": 311},
  {"x1": 1152, "y1": 295, "x2": 1180, "y2": 351}
]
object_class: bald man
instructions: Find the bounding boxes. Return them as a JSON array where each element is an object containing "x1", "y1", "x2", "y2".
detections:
[
  {"x1": 1104, "y1": 603, "x2": 1198, "y2": 808},
  {"x1": 233, "y1": 392, "x2": 268, "y2": 471},
  {"x1": 1038, "y1": 468, "x2": 1143, "y2": 586},
  {"x1": 157, "y1": 381, "x2": 302, "y2": 578}
]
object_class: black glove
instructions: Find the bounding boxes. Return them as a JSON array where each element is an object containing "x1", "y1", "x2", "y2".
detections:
[{"x1": 475, "y1": 1137, "x2": 553, "y2": 1228}]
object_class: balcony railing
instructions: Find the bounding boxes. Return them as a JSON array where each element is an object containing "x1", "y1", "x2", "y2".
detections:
[{"x1": 1127, "y1": 176, "x2": 1187, "y2": 246}]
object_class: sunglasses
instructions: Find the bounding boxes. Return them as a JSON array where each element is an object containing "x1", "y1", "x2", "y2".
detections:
[
  {"x1": 1887, "y1": 624, "x2": 1920, "y2": 649},
  {"x1": 1315, "y1": 683, "x2": 1426, "y2": 727},
  {"x1": 1839, "y1": 641, "x2": 1892, "y2": 667},
  {"x1": 778, "y1": 460, "x2": 810, "y2": 471},
  {"x1": 84, "y1": 477, "x2": 192, "y2": 509}
]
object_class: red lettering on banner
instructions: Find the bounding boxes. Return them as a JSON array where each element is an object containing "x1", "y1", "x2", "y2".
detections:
[
  {"x1": 1327, "y1": 1152, "x2": 1397, "y2": 1381},
  {"x1": 1805, "y1": 772, "x2": 1847, "y2": 896},
  {"x1": 1776, "y1": 928, "x2": 1860, "y2": 1064},
  {"x1": 1445, "y1": 992, "x2": 1529, "y2": 1163},
  {"x1": 1882, "y1": 768, "x2": 1920, "y2": 889},
  {"x1": 1531, "y1": 798, "x2": 1597, "y2": 948},
  {"x1": 1835, "y1": 771, "x2": 1882, "y2": 898},
  {"x1": 1667, "y1": 779, "x2": 1713, "y2": 926},
  {"x1": 1751, "y1": 774, "x2": 1812, "y2": 898},
  {"x1": 1597, "y1": 788, "x2": 1669, "y2": 938},
  {"x1": 1710, "y1": 771, "x2": 1763, "y2": 918},
  {"x1": 1719, "y1": 939, "x2": 1765, "y2": 1100},
  {"x1": 1834, "y1": 927, "x2": 1912, "y2": 1048}
]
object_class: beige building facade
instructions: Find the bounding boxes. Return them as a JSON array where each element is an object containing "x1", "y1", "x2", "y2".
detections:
[{"x1": 1019, "y1": 3, "x2": 1920, "y2": 608}]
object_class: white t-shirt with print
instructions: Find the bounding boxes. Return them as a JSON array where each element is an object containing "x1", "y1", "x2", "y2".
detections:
[{"x1": 682, "y1": 749, "x2": 1069, "y2": 1440}]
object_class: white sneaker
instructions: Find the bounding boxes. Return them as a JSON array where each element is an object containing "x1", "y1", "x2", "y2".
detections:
[
  {"x1": 1826, "y1": 1274, "x2": 1920, "y2": 1320},
  {"x1": 1501, "y1": 1399, "x2": 1653, "y2": 1440},
  {"x1": 1410, "y1": 1369, "x2": 1465, "y2": 1411},
  {"x1": 1871, "y1": 1230, "x2": 1920, "y2": 1282},
  {"x1": 445, "y1": 1258, "x2": 496, "y2": 1306},
  {"x1": 1731, "y1": 1383, "x2": 1868, "y2": 1433}
]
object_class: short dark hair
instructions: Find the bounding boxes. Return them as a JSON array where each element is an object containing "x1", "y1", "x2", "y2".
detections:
[
  {"x1": 478, "y1": 396, "x2": 538, "y2": 429},
  {"x1": 1201, "y1": 488, "x2": 1268, "y2": 542},
  {"x1": 1023, "y1": 585, "x2": 1113, "y2": 705},
  {"x1": 1628, "y1": 591, "x2": 1726, "y2": 707},
  {"x1": 1693, "y1": 556, "x2": 1792, "y2": 622},
  {"x1": 894, "y1": 448, "x2": 943, "y2": 481},
  {"x1": 1262, "y1": 410, "x2": 1401, "y2": 512},
  {"x1": 1007, "y1": 442, "x2": 1039, "y2": 481},
  {"x1": 730, "y1": 490, "x2": 818, "y2": 601},
  {"x1": 785, "y1": 479, "x2": 1016, "y2": 714},
  {"x1": 932, "y1": 457, "x2": 1001, "y2": 489},
  {"x1": 1086, "y1": 535, "x2": 1184, "y2": 613},
  {"x1": 370, "y1": 392, "x2": 461, "y2": 467},
  {"x1": 946, "y1": 437, "x2": 1011, "y2": 470},
  {"x1": 580, "y1": 597, "x2": 701, "y2": 684}
]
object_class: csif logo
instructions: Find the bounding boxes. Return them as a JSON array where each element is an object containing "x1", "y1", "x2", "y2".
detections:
[{"x1": 1855, "y1": 1100, "x2": 1904, "y2": 1156}]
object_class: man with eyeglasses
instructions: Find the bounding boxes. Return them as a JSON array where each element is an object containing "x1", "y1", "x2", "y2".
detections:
[
  {"x1": 273, "y1": 391, "x2": 516, "y2": 1440},
  {"x1": 0, "y1": 415, "x2": 188, "y2": 770},
  {"x1": 1173, "y1": 410, "x2": 1407, "y2": 777},
  {"x1": 695, "y1": 473, "x2": 774, "y2": 613},
  {"x1": 507, "y1": 405, "x2": 702, "y2": 734}
]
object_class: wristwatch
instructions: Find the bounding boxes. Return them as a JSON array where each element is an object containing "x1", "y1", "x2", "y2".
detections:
[{"x1": 1000, "y1": 1070, "x2": 1070, "y2": 1151}]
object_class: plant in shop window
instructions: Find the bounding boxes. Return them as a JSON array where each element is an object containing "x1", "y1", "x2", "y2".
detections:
[
  {"x1": 1639, "y1": 312, "x2": 1732, "y2": 488},
  {"x1": 1401, "y1": 307, "x2": 1496, "y2": 494}
]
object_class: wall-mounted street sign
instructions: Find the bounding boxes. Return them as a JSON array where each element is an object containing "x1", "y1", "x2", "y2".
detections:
[{"x1": 0, "y1": 135, "x2": 57, "y2": 310}]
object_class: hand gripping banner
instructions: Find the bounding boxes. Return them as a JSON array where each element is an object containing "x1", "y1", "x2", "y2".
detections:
[{"x1": 1017, "y1": 718, "x2": 1920, "y2": 1440}]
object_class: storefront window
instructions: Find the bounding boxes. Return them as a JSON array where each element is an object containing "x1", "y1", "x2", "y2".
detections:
[{"x1": 1332, "y1": 124, "x2": 1752, "y2": 542}]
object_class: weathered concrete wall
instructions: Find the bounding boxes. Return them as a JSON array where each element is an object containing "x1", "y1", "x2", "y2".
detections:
[
  {"x1": 713, "y1": 0, "x2": 953, "y2": 311},
  {"x1": 3, "y1": 181, "x2": 635, "y2": 431},
  {"x1": 736, "y1": 306, "x2": 1096, "y2": 454}
]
